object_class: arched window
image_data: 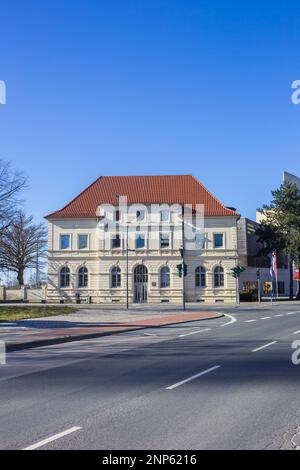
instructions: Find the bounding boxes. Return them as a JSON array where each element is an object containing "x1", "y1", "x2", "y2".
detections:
[
  {"x1": 78, "y1": 266, "x2": 88, "y2": 288},
  {"x1": 111, "y1": 266, "x2": 121, "y2": 288},
  {"x1": 160, "y1": 266, "x2": 170, "y2": 288},
  {"x1": 195, "y1": 266, "x2": 206, "y2": 288},
  {"x1": 214, "y1": 266, "x2": 224, "y2": 288},
  {"x1": 60, "y1": 266, "x2": 70, "y2": 288}
]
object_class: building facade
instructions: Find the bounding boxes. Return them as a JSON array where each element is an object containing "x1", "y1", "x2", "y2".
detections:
[
  {"x1": 46, "y1": 175, "x2": 240, "y2": 304},
  {"x1": 237, "y1": 217, "x2": 292, "y2": 298}
]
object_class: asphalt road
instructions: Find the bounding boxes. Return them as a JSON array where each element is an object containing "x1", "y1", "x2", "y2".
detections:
[{"x1": 1, "y1": 302, "x2": 300, "y2": 450}]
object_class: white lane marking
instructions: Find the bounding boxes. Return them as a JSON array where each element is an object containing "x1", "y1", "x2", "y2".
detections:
[
  {"x1": 220, "y1": 314, "x2": 237, "y2": 327},
  {"x1": 261, "y1": 316, "x2": 271, "y2": 320},
  {"x1": 293, "y1": 330, "x2": 300, "y2": 335},
  {"x1": 251, "y1": 341, "x2": 277, "y2": 353},
  {"x1": 275, "y1": 314, "x2": 283, "y2": 317},
  {"x1": 287, "y1": 311, "x2": 297, "y2": 315},
  {"x1": 23, "y1": 426, "x2": 82, "y2": 450},
  {"x1": 245, "y1": 319, "x2": 256, "y2": 323},
  {"x1": 166, "y1": 365, "x2": 221, "y2": 390},
  {"x1": 179, "y1": 328, "x2": 210, "y2": 338}
]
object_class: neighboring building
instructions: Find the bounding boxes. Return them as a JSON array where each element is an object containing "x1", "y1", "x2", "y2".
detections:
[
  {"x1": 237, "y1": 217, "x2": 291, "y2": 297},
  {"x1": 45, "y1": 175, "x2": 240, "y2": 304},
  {"x1": 283, "y1": 171, "x2": 300, "y2": 188}
]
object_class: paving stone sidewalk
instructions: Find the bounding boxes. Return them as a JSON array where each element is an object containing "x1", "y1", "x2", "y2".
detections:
[{"x1": 0, "y1": 310, "x2": 223, "y2": 352}]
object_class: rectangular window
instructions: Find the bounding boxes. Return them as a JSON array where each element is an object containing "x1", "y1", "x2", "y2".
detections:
[
  {"x1": 115, "y1": 210, "x2": 120, "y2": 221},
  {"x1": 78, "y1": 234, "x2": 88, "y2": 250},
  {"x1": 160, "y1": 233, "x2": 170, "y2": 249},
  {"x1": 195, "y1": 233, "x2": 205, "y2": 248},
  {"x1": 160, "y1": 210, "x2": 170, "y2": 222},
  {"x1": 60, "y1": 234, "x2": 70, "y2": 250},
  {"x1": 213, "y1": 233, "x2": 224, "y2": 248},
  {"x1": 135, "y1": 234, "x2": 145, "y2": 249},
  {"x1": 112, "y1": 234, "x2": 121, "y2": 249},
  {"x1": 136, "y1": 210, "x2": 145, "y2": 221}
]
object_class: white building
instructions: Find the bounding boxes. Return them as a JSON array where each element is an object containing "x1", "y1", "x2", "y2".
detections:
[{"x1": 46, "y1": 174, "x2": 240, "y2": 304}]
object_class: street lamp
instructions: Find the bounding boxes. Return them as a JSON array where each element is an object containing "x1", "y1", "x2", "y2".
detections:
[{"x1": 115, "y1": 195, "x2": 130, "y2": 309}]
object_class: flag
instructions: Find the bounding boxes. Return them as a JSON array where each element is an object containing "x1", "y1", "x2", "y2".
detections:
[
  {"x1": 270, "y1": 251, "x2": 278, "y2": 282},
  {"x1": 293, "y1": 259, "x2": 297, "y2": 280}
]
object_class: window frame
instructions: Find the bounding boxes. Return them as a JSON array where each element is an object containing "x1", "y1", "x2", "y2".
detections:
[
  {"x1": 195, "y1": 266, "x2": 206, "y2": 288},
  {"x1": 213, "y1": 233, "x2": 224, "y2": 249},
  {"x1": 135, "y1": 234, "x2": 146, "y2": 250},
  {"x1": 214, "y1": 266, "x2": 224, "y2": 288},
  {"x1": 78, "y1": 266, "x2": 88, "y2": 288},
  {"x1": 60, "y1": 266, "x2": 70, "y2": 288},
  {"x1": 111, "y1": 234, "x2": 121, "y2": 250},
  {"x1": 60, "y1": 234, "x2": 71, "y2": 250},
  {"x1": 78, "y1": 234, "x2": 89, "y2": 250},
  {"x1": 111, "y1": 266, "x2": 121, "y2": 288},
  {"x1": 160, "y1": 210, "x2": 170, "y2": 222},
  {"x1": 160, "y1": 265, "x2": 170, "y2": 288},
  {"x1": 160, "y1": 233, "x2": 170, "y2": 249}
]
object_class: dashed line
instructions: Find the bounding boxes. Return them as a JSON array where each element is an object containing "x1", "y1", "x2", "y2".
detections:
[
  {"x1": 287, "y1": 312, "x2": 297, "y2": 315},
  {"x1": 245, "y1": 319, "x2": 256, "y2": 323},
  {"x1": 251, "y1": 341, "x2": 277, "y2": 353},
  {"x1": 23, "y1": 426, "x2": 82, "y2": 450},
  {"x1": 275, "y1": 314, "x2": 283, "y2": 317},
  {"x1": 165, "y1": 365, "x2": 221, "y2": 390},
  {"x1": 261, "y1": 316, "x2": 271, "y2": 320},
  {"x1": 293, "y1": 330, "x2": 300, "y2": 335},
  {"x1": 178, "y1": 328, "x2": 211, "y2": 338}
]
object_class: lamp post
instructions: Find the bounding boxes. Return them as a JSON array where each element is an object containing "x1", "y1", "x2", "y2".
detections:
[
  {"x1": 256, "y1": 269, "x2": 261, "y2": 304},
  {"x1": 115, "y1": 195, "x2": 130, "y2": 310},
  {"x1": 180, "y1": 205, "x2": 186, "y2": 311}
]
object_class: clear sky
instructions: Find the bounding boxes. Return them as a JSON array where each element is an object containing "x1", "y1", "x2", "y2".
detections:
[{"x1": 1, "y1": 0, "x2": 300, "y2": 224}]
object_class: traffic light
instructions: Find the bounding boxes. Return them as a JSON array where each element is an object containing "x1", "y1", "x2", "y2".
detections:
[
  {"x1": 176, "y1": 264, "x2": 183, "y2": 278},
  {"x1": 176, "y1": 263, "x2": 187, "y2": 277},
  {"x1": 230, "y1": 265, "x2": 246, "y2": 278}
]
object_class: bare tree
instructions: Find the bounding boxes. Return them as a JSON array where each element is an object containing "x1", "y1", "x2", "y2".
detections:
[
  {"x1": 0, "y1": 211, "x2": 47, "y2": 286},
  {"x1": 0, "y1": 159, "x2": 27, "y2": 234}
]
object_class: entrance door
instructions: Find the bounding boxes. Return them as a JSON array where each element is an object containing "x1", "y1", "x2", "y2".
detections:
[{"x1": 134, "y1": 265, "x2": 148, "y2": 303}]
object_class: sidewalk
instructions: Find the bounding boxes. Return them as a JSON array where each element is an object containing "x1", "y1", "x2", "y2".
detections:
[{"x1": 1, "y1": 310, "x2": 223, "y2": 352}]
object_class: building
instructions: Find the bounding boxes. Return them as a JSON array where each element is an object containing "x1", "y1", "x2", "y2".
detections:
[
  {"x1": 237, "y1": 217, "x2": 291, "y2": 298},
  {"x1": 283, "y1": 171, "x2": 300, "y2": 188},
  {"x1": 45, "y1": 174, "x2": 240, "y2": 304}
]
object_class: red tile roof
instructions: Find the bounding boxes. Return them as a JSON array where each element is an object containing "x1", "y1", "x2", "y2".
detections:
[{"x1": 45, "y1": 174, "x2": 239, "y2": 219}]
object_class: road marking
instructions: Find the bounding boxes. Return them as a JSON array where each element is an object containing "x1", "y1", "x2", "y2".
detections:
[
  {"x1": 293, "y1": 330, "x2": 300, "y2": 335},
  {"x1": 165, "y1": 365, "x2": 221, "y2": 390},
  {"x1": 245, "y1": 319, "x2": 256, "y2": 323},
  {"x1": 22, "y1": 426, "x2": 82, "y2": 450},
  {"x1": 251, "y1": 341, "x2": 277, "y2": 353},
  {"x1": 261, "y1": 316, "x2": 271, "y2": 320},
  {"x1": 179, "y1": 328, "x2": 210, "y2": 338},
  {"x1": 287, "y1": 311, "x2": 297, "y2": 315},
  {"x1": 275, "y1": 314, "x2": 283, "y2": 317},
  {"x1": 220, "y1": 314, "x2": 236, "y2": 327}
]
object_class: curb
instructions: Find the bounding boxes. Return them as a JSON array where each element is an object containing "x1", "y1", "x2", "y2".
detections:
[{"x1": 6, "y1": 313, "x2": 223, "y2": 352}]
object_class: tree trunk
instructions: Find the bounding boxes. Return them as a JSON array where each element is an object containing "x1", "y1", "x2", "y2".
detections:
[
  {"x1": 289, "y1": 255, "x2": 294, "y2": 300},
  {"x1": 17, "y1": 269, "x2": 24, "y2": 287}
]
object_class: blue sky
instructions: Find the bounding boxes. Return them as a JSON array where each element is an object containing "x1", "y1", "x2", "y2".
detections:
[{"x1": 1, "y1": 0, "x2": 300, "y2": 223}]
